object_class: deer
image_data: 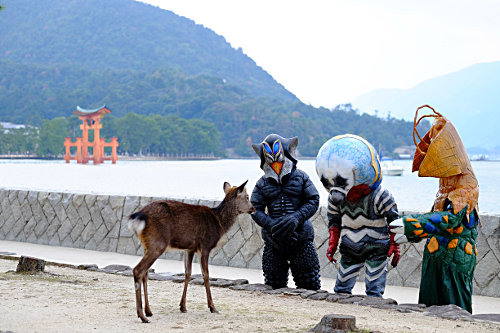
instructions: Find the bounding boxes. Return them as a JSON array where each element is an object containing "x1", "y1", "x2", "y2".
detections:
[{"x1": 127, "y1": 180, "x2": 255, "y2": 323}]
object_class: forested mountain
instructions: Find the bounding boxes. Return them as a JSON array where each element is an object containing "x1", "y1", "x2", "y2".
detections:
[
  {"x1": 0, "y1": 0, "x2": 426, "y2": 157},
  {"x1": 0, "y1": 59, "x2": 423, "y2": 156},
  {"x1": 0, "y1": 0, "x2": 295, "y2": 102}
]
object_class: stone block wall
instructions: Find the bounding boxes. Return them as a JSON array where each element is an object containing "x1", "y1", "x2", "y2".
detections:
[{"x1": 0, "y1": 188, "x2": 499, "y2": 297}]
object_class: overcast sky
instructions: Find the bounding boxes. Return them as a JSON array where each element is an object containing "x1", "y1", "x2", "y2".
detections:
[{"x1": 138, "y1": 0, "x2": 500, "y2": 109}]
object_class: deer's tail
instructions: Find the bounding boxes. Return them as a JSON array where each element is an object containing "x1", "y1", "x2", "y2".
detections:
[{"x1": 128, "y1": 211, "x2": 147, "y2": 236}]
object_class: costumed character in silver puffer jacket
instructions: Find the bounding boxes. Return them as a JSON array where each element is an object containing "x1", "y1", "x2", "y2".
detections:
[
  {"x1": 316, "y1": 134, "x2": 400, "y2": 297},
  {"x1": 250, "y1": 134, "x2": 321, "y2": 290}
]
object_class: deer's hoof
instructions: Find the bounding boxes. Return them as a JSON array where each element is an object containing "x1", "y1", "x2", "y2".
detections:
[
  {"x1": 210, "y1": 308, "x2": 219, "y2": 314},
  {"x1": 180, "y1": 306, "x2": 187, "y2": 313},
  {"x1": 137, "y1": 311, "x2": 150, "y2": 323},
  {"x1": 145, "y1": 310, "x2": 153, "y2": 317}
]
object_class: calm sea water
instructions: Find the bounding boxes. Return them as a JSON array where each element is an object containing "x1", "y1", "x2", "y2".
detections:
[{"x1": 0, "y1": 159, "x2": 498, "y2": 214}]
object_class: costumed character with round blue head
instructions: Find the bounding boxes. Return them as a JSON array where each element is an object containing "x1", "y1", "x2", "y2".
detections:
[
  {"x1": 316, "y1": 134, "x2": 400, "y2": 297},
  {"x1": 250, "y1": 134, "x2": 321, "y2": 290},
  {"x1": 390, "y1": 105, "x2": 479, "y2": 313}
]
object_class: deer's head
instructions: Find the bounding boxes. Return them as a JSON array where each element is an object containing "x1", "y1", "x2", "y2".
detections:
[{"x1": 223, "y1": 180, "x2": 255, "y2": 214}]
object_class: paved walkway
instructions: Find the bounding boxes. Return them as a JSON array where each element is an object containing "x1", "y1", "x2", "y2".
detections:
[{"x1": 1, "y1": 240, "x2": 498, "y2": 315}]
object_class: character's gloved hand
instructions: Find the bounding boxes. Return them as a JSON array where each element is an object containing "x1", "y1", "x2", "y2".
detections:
[
  {"x1": 389, "y1": 218, "x2": 404, "y2": 233},
  {"x1": 389, "y1": 218, "x2": 408, "y2": 244},
  {"x1": 388, "y1": 233, "x2": 400, "y2": 267},
  {"x1": 327, "y1": 225, "x2": 340, "y2": 263},
  {"x1": 271, "y1": 214, "x2": 300, "y2": 241},
  {"x1": 289, "y1": 231, "x2": 299, "y2": 245},
  {"x1": 264, "y1": 217, "x2": 278, "y2": 233}
]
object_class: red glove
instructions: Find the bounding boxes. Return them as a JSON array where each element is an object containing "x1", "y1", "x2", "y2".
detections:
[
  {"x1": 326, "y1": 225, "x2": 341, "y2": 263},
  {"x1": 388, "y1": 233, "x2": 400, "y2": 267}
]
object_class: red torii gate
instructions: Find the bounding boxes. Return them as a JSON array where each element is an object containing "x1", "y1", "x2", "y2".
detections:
[{"x1": 64, "y1": 105, "x2": 119, "y2": 164}]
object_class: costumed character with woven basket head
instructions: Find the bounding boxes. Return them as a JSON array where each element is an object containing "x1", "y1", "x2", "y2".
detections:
[{"x1": 390, "y1": 105, "x2": 479, "y2": 313}]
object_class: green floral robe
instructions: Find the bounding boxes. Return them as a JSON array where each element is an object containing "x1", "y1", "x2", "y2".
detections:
[{"x1": 402, "y1": 204, "x2": 478, "y2": 313}]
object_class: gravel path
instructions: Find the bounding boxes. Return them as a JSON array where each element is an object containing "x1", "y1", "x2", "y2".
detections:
[{"x1": 0, "y1": 259, "x2": 499, "y2": 333}]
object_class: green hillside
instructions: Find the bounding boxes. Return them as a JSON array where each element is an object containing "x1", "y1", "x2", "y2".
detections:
[
  {"x1": 0, "y1": 0, "x2": 295, "y2": 102},
  {"x1": 0, "y1": 0, "x2": 426, "y2": 157},
  {"x1": 0, "y1": 59, "x2": 423, "y2": 156}
]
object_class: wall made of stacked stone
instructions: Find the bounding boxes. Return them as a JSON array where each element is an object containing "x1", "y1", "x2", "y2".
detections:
[{"x1": 0, "y1": 189, "x2": 498, "y2": 297}]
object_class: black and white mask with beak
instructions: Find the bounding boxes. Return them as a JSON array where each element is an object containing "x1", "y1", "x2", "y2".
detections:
[{"x1": 252, "y1": 134, "x2": 298, "y2": 183}]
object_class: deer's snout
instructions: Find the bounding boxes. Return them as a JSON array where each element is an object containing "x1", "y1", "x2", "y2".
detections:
[{"x1": 248, "y1": 204, "x2": 256, "y2": 214}]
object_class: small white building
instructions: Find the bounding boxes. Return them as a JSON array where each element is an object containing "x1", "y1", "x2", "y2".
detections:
[
  {"x1": 393, "y1": 146, "x2": 413, "y2": 159},
  {"x1": 1, "y1": 122, "x2": 26, "y2": 133}
]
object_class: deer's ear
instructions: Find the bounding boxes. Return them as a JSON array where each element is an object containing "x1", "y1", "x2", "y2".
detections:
[
  {"x1": 237, "y1": 180, "x2": 248, "y2": 193},
  {"x1": 223, "y1": 182, "x2": 232, "y2": 194}
]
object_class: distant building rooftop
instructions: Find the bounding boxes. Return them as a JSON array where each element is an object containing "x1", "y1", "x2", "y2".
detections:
[
  {"x1": 1, "y1": 122, "x2": 26, "y2": 130},
  {"x1": 73, "y1": 105, "x2": 111, "y2": 117},
  {"x1": 393, "y1": 145, "x2": 414, "y2": 159}
]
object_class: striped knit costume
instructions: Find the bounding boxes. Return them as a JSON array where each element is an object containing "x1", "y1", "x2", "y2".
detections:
[{"x1": 328, "y1": 185, "x2": 399, "y2": 297}]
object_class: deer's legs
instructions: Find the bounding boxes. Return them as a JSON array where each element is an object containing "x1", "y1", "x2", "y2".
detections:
[
  {"x1": 133, "y1": 268, "x2": 148, "y2": 323},
  {"x1": 200, "y1": 249, "x2": 218, "y2": 313},
  {"x1": 143, "y1": 271, "x2": 152, "y2": 317},
  {"x1": 180, "y1": 250, "x2": 195, "y2": 313},
  {"x1": 133, "y1": 247, "x2": 165, "y2": 323}
]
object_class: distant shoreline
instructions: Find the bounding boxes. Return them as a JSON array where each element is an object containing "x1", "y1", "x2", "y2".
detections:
[
  {"x1": 0, "y1": 155, "x2": 55, "y2": 160},
  {"x1": 0, "y1": 155, "x2": 498, "y2": 162},
  {"x1": 0, "y1": 154, "x2": 224, "y2": 161}
]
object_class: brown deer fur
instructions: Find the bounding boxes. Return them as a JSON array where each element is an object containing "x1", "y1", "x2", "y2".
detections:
[{"x1": 128, "y1": 180, "x2": 255, "y2": 323}]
